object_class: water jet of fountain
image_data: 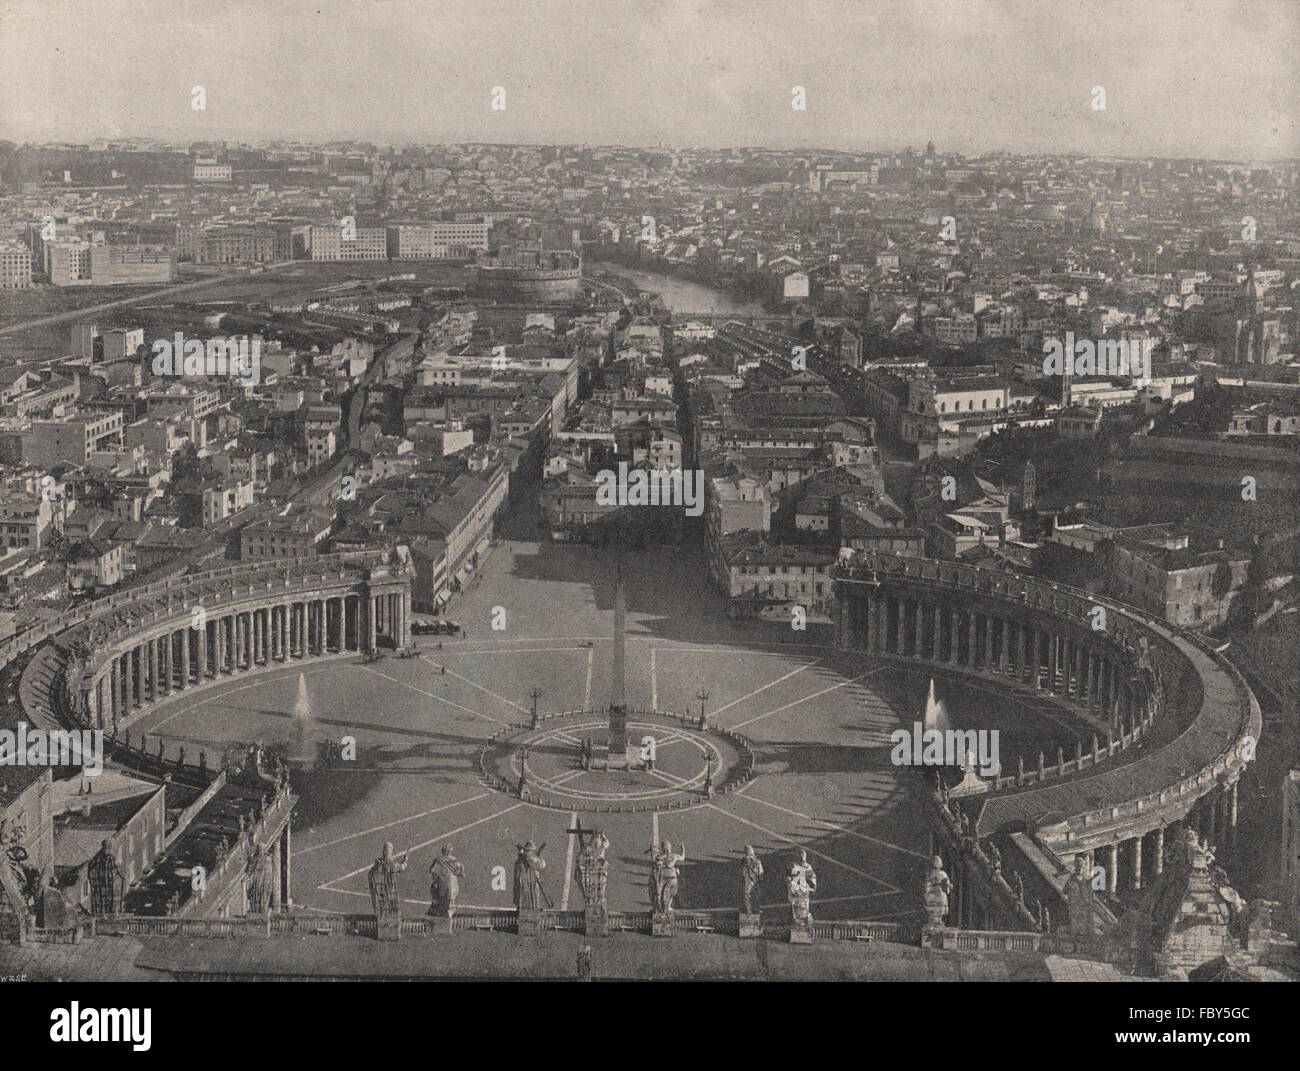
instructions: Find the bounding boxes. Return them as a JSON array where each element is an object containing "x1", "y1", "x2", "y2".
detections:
[
  {"x1": 291, "y1": 672, "x2": 314, "y2": 765},
  {"x1": 922, "y1": 678, "x2": 948, "y2": 734}
]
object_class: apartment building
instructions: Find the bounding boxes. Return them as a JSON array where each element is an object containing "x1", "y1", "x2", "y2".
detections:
[
  {"x1": 0, "y1": 372, "x2": 79, "y2": 418},
  {"x1": 239, "y1": 507, "x2": 332, "y2": 560},
  {"x1": 408, "y1": 537, "x2": 450, "y2": 611},
  {"x1": 47, "y1": 239, "x2": 94, "y2": 284},
  {"x1": 306, "y1": 427, "x2": 337, "y2": 467},
  {"x1": 102, "y1": 328, "x2": 144, "y2": 362},
  {"x1": 196, "y1": 227, "x2": 277, "y2": 264},
  {"x1": 430, "y1": 220, "x2": 490, "y2": 252},
  {"x1": 201, "y1": 479, "x2": 255, "y2": 526},
  {"x1": 0, "y1": 241, "x2": 32, "y2": 288},
  {"x1": 1108, "y1": 532, "x2": 1251, "y2": 630},
  {"x1": 0, "y1": 493, "x2": 56, "y2": 552},
  {"x1": 307, "y1": 225, "x2": 387, "y2": 261},
  {"x1": 24, "y1": 410, "x2": 125, "y2": 467},
  {"x1": 193, "y1": 160, "x2": 232, "y2": 181},
  {"x1": 717, "y1": 540, "x2": 836, "y2": 614}
]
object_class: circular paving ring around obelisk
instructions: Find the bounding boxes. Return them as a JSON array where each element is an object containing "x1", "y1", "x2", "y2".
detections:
[{"x1": 478, "y1": 710, "x2": 756, "y2": 813}]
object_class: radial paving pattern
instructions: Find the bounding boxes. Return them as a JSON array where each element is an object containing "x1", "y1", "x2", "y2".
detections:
[{"x1": 126, "y1": 541, "x2": 1067, "y2": 925}]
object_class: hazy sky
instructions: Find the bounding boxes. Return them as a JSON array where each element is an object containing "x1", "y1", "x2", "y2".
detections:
[{"x1": 1, "y1": 0, "x2": 1296, "y2": 159}]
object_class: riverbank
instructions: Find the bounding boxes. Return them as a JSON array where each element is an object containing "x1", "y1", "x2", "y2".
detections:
[{"x1": 587, "y1": 255, "x2": 766, "y2": 318}]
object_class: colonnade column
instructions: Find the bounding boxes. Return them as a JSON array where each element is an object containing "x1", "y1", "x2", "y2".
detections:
[{"x1": 131, "y1": 648, "x2": 142, "y2": 709}]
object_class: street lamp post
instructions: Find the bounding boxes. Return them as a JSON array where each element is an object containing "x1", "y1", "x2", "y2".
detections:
[
  {"x1": 696, "y1": 686, "x2": 710, "y2": 730},
  {"x1": 529, "y1": 687, "x2": 542, "y2": 729}
]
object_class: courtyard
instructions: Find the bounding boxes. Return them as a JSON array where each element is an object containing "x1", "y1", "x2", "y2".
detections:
[{"x1": 128, "y1": 540, "x2": 1069, "y2": 926}]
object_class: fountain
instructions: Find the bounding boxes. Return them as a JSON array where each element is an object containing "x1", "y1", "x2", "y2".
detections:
[
  {"x1": 922, "y1": 678, "x2": 948, "y2": 734},
  {"x1": 290, "y1": 672, "x2": 315, "y2": 766}
]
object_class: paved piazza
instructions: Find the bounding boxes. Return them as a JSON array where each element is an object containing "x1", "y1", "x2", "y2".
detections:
[{"x1": 128, "y1": 541, "x2": 1068, "y2": 925}]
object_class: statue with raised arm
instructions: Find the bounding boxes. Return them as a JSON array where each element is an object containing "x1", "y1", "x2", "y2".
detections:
[
  {"x1": 429, "y1": 843, "x2": 466, "y2": 921},
  {"x1": 367, "y1": 841, "x2": 409, "y2": 920},
  {"x1": 651, "y1": 839, "x2": 686, "y2": 914}
]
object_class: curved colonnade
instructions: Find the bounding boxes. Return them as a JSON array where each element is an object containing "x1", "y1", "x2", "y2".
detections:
[
  {"x1": 833, "y1": 552, "x2": 1261, "y2": 919},
  {"x1": 10, "y1": 552, "x2": 414, "y2": 741}
]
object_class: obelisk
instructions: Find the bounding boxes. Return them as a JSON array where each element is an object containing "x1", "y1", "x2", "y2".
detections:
[{"x1": 607, "y1": 559, "x2": 628, "y2": 759}]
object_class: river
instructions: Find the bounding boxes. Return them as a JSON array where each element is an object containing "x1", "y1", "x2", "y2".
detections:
[{"x1": 590, "y1": 262, "x2": 765, "y2": 318}]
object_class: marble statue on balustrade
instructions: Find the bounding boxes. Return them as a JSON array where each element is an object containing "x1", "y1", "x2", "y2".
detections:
[
  {"x1": 429, "y1": 844, "x2": 466, "y2": 922},
  {"x1": 1180, "y1": 826, "x2": 1210, "y2": 871},
  {"x1": 246, "y1": 843, "x2": 275, "y2": 914},
  {"x1": 741, "y1": 845, "x2": 763, "y2": 915},
  {"x1": 1, "y1": 820, "x2": 44, "y2": 918},
  {"x1": 1065, "y1": 855, "x2": 1099, "y2": 935},
  {"x1": 87, "y1": 838, "x2": 125, "y2": 916},
  {"x1": 788, "y1": 849, "x2": 817, "y2": 925},
  {"x1": 513, "y1": 840, "x2": 548, "y2": 911},
  {"x1": 651, "y1": 840, "x2": 686, "y2": 916},
  {"x1": 573, "y1": 829, "x2": 609, "y2": 910},
  {"x1": 367, "y1": 842, "x2": 409, "y2": 920},
  {"x1": 40, "y1": 872, "x2": 73, "y2": 930},
  {"x1": 922, "y1": 856, "x2": 952, "y2": 927}
]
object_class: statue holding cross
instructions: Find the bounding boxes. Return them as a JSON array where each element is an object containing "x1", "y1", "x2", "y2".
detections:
[{"x1": 570, "y1": 820, "x2": 610, "y2": 910}]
